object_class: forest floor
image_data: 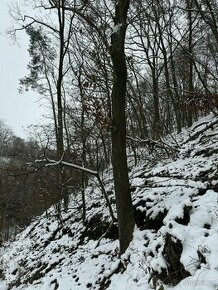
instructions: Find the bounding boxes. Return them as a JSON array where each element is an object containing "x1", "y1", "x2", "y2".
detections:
[{"x1": 0, "y1": 112, "x2": 218, "y2": 290}]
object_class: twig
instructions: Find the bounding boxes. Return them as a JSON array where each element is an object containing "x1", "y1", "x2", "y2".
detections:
[{"x1": 96, "y1": 220, "x2": 115, "y2": 247}]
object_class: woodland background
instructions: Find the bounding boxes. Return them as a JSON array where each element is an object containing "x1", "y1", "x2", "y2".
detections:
[{"x1": 0, "y1": 0, "x2": 218, "y2": 243}]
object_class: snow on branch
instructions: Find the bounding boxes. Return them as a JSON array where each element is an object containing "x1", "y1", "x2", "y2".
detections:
[
  {"x1": 35, "y1": 157, "x2": 116, "y2": 222},
  {"x1": 44, "y1": 158, "x2": 98, "y2": 176},
  {"x1": 181, "y1": 116, "x2": 218, "y2": 145},
  {"x1": 127, "y1": 136, "x2": 179, "y2": 152}
]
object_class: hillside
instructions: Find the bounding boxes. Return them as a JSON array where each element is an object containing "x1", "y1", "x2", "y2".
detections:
[{"x1": 0, "y1": 113, "x2": 218, "y2": 290}]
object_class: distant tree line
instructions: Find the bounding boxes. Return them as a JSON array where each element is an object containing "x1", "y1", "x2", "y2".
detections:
[
  {"x1": 0, "y1": 120, "x2": 41, "y2": 239},
  {"x1": 0, "y1": 120, "x2": 92, "y2": 240}
]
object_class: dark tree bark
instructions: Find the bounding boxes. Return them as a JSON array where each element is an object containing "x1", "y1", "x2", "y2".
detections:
[
  {"x1": 186, "y1": 0, "x2": 194, "y2": 126},
  {"x1": 56, "y1": 0, "x2": 70, "y2": 211},
  {"x1": 193, "y1": 0, "x2": 218, "y2": 45},
  {"x1": 110, "y1": 0, "x2": 135, "y2": 255}
]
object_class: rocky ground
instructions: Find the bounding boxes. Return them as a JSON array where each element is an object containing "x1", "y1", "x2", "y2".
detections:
[{"x1": 0, "y1": 113, "x2": 218, "y2": 290}]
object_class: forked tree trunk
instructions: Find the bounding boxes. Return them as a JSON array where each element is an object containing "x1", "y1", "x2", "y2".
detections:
[{"x1": 110, "y1": 0, "x2": 135, "y2": 255}]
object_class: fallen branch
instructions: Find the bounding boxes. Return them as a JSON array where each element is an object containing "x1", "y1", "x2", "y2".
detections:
[
  {"x1": 127, "y1": 136, "x2": 179, "y2": 153},
  {"x1": 96, "y1": 220, "x2": 115, "y2": 247},
  {"x1": 36, "y1": 158, "x2": 116, "y2": 222},
  {"x1": 181, "y1": 116, "x2": 218, "y2": 145}
]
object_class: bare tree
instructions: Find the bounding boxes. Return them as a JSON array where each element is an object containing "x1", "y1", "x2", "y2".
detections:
[{"x1": 109, "y1": 0, "x2": 135, "y2": 254}]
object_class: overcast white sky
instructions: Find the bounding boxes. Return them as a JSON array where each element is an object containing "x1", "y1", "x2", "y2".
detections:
[{"x1": 0, "y1": 1, "x2": 43, "y2": 138}]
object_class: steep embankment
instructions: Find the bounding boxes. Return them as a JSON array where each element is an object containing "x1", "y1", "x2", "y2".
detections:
[{"x1": 0, "y1": 113, "x2": 218, "y2": 290}]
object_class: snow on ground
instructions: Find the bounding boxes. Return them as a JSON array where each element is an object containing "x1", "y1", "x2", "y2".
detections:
[{"x1": 0, "y1": 112, "x2": 218, "y2": 290}]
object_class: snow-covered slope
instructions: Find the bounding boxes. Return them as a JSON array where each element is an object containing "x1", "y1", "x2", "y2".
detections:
[{"x1": 0, "y1": 113, "x2": 218, "y2": 290}]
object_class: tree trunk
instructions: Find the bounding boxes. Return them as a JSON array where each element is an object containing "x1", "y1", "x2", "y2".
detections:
[
  {"x1": 110, "y1": 0, "x2": 135, "y2": 255},
  {"x1": 187, "y1": 0, "x2": 194, "y2": 126},
  {"x1": 56, "y1": 0, "x2": 68, "y2": 210}
]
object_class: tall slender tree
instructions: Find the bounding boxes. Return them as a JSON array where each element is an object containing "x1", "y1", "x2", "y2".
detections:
[{"x1": 109, "y1": 0, "x2": 135, "y2": 254}]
